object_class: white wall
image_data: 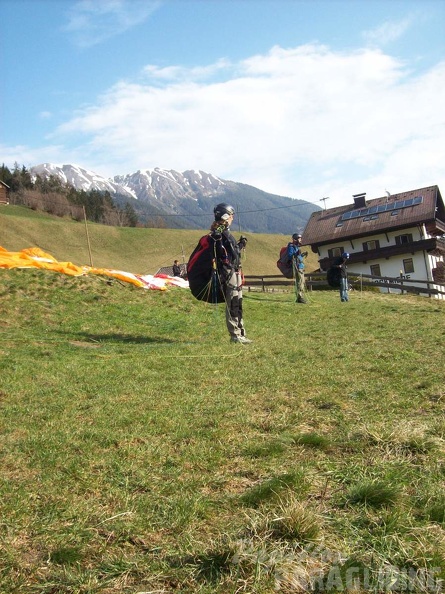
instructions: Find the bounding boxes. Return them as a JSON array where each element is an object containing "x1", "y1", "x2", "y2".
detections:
[
  {"x1": 347, "y1": 254, "x2": 427, "y2": 285},
  {"x1": 318, "y1": 225, "x2": 424, "y2": 261}
]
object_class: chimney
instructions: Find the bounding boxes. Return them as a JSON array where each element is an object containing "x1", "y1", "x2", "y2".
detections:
[{"x1": 353, "y1": 192, "x2": 367, "y2": 208}]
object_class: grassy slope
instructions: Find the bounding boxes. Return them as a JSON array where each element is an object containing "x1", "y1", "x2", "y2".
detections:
[
  {"x1": 0, "y1": 204, "x2": 319, "y2": 275},
  {"x1": 0, "y1": 282, "x2": 444, "y2": 593},
  {"x1": 1, "y1": 206, "x2": 444, "y2": 593}
]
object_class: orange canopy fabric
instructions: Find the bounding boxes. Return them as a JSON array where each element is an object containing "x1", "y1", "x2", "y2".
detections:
[{"x1": 0, "y1": 247, "x2": 189, "y2": 291}]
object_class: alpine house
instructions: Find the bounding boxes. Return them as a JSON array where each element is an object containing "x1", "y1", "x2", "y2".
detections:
[{"x1": 301, "y1": 185, "x2": 445, "y2": 298}]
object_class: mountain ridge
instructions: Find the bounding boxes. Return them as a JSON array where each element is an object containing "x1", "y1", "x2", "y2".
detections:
[{"x1": 30, "y1": 162, "x2": 320, "y2": 233}]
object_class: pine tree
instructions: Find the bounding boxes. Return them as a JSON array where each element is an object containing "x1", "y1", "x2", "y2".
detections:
[
  {"x1": 124, "y1": 202, "x2": 138, "y2": 227},
  {"x1": 20, "y1": 165, "x2": 33, "y2": 189},
  {"x1": 0, "y1": 164, "x2": 13, "y2": 187}
]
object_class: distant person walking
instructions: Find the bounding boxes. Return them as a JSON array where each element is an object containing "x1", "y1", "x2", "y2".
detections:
[
  {"x1": 332, "y1": 252, "x2": 350, "y2": 302},
  {"x1": 286, "y1": 233, "x2": 308, "y2": 303},
  {"x1": 172, "y1": 260, "x2": 181, "y2": 277}
]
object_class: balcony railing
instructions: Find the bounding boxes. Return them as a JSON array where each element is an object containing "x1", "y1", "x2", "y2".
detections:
[{"x1": 318, "y1": 237, "x2": 445, "y2": 269}]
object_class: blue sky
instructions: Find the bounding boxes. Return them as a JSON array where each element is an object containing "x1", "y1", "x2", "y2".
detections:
[{"x1": 1, "y1": 0, "x2": 445, "y2": 208}]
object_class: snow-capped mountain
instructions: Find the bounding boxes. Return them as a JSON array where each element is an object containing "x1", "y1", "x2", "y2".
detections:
[
  {"x1": 30, "y1": 163, "x2": 319, "y2": 233},
  {"x1": 30, "y1": 163, "x2": 136, "y2": 199},
  {"x1": 114, "y1": 168, "x2": 227, "y2": 204}
]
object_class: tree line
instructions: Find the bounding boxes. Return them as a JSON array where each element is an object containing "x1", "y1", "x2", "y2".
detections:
[{"x1": 0, "y1": 163, "x2": 144, "y2": 227}]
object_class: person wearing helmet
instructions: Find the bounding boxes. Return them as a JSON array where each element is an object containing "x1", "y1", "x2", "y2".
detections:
[
  {"x1": 332, "y1": 252, "x2": 350, "y2": 302},
  {"x1": 211, "y1": 203, "x2": 252, "y2": 344},
  {"x1": 286, "y1": 233, "x2": 308, "y2": 303}
]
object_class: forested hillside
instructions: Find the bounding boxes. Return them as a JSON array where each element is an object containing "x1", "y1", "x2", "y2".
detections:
[{"x1": 0, "y1": 163, "x2": 141, "y2": 228}]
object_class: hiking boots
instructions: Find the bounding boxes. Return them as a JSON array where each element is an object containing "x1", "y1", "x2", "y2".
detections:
[{"x1": 230, "y1": 336, "x2": 253, "y2": 344}]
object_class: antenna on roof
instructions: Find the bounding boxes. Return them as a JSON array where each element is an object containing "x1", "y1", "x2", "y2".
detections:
[{"x1": 319, "y1": 197, "x2": 330, "y2": 211}]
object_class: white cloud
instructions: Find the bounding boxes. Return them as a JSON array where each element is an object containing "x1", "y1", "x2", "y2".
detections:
[
  {"x1": 0, "y1": 143, "x2": 66, "y2": 170},
  {"x1": 5, "y1": 43, "x2": 444, "y2": 208},
  {"x1": 362, "y1": 16, "x2": 414, "y2": 47},
  {"x1": 142, "y1": 59, "x2": 231, "y2": 83},
  {"x1": 49, "y1": 43, "x2": 445, "y2": 205},
  {"x1": 64, "y1": 0, "x2": 162, "y2": 48}
]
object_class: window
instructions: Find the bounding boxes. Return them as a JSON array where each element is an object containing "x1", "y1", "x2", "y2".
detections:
[
  {"x1": 395, "y1": 233, "x2": 413, "y2": 245},
  {"x1": 370, "y1": 264, "x2": 381, "y2": 276},
  {"x1": 363, "y1": 240, "x2": 380, "y2": 251},
  {"x1": 403, "y1": 258, "x2": 414, "y2": 274},
  {"x1": 328, "y1": 247, "x2": 344, "y2": 258}
]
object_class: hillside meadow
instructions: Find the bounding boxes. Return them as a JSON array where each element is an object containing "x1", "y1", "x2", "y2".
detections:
[
  {"x1": 0, "y1": 204, "x2": 319, "y2": 276},
  {"x1": 1, "y1": 205, "x2": 445, "y2": 593}
]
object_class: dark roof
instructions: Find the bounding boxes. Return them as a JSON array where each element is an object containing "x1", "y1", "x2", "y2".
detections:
[
  {"x1": 156, "y1": 263, "x2": 187, "y2": 277},
  {"x1": 0, "y1": 180, "x2": 10, "y2": 189},
  {"x1": 302, "y1": 185, "x2": 444, "y2": 247}
]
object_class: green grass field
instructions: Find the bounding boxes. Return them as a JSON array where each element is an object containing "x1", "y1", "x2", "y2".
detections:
[
  {"x1": 1, "y1": 265, "x2": 444, "y2": 593},
  {"x1": 1, "y1": 205, "x2": 444, "y2": 593}
]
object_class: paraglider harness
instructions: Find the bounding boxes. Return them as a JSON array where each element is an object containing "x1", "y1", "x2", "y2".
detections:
[
  {"x1": 327, "y1": 254, "x2": 349, "y2": 289},
  {"x1": 326, "y1": 265, "x2": 342, "y2": 288},
  {"x1": 276, "y1": 246, "x2": 294, "y2": 279},
  {"x1": 187, "y1": 226, "x2": 246, "y2": 304},
  {"x1": 277, "y1": 244, "x2": 307, "y2": 278}
]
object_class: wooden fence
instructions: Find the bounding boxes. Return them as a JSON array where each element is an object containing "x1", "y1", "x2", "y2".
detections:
[{"x1": 244, "y1": 272, "x2": 445, "y2": 298}]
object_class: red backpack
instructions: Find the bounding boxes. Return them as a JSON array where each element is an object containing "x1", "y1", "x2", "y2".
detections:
[{"x1": 277, "y1": 245, "x2": 294, "y2": 279}]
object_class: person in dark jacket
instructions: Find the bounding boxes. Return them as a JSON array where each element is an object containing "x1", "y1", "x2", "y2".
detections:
[
  {"x1": 211, "y1": 203, "x2": 252, "y2": 344},
  {"x1": 332, "y1": 252, "x2": 350, "y2": 301},
  {"x1": 172, "y1": 260, "x2": 181, "y2": 277},
  {"x1": 286, "y1": 233, "x2": 308, "y2": 303}
]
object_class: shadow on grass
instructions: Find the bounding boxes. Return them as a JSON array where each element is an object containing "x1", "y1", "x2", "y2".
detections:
[
  {"x1": 60, "y1": 331, "x2": 176, "y2": 345},
  {"x1": 168, "y1": 548, "x2": 235, "y2": 584},
  {"x1": 49, "y1": 546, "x2": 84, "y2": 565},
  {"x1": 244, "y1": 294, "x2": 293, "y2": 303},
  {"x1": 240, "y1": 472, "x2": 303, "y2": 507}
]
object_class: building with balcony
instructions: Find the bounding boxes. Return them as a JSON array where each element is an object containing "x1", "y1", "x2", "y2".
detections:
[{"x1": 302, "y1": 185, "x2": 445, "y2": 297}]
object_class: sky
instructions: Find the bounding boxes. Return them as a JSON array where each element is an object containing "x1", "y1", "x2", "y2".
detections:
[{"x1": 1, "y1": 0, "x2": 445, "y2": 210}]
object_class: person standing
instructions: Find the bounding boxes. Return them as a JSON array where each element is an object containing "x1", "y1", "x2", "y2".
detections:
[
  {"x1": 286, "y1": 233, "x2": 308, "y2": 303},
  {"x1": 210, "y1": 203, "x2": 252, "y2": 344},
  {"x1": 172, "y1": 260, "x2": 181, "y2": 277},
  {"x1": 332, "y1": 252, "x2": 350, "y2": 302}
]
